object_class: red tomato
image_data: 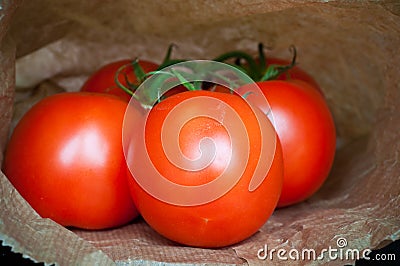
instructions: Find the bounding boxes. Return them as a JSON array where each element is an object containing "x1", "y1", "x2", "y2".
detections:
[
  {"x1": 2, "y1": 92, "x2": 138, "y2": 229},
  {"x1": 243, "y1": 80, "x2": 336, "y2": 207},
  {"x1": 126, "y1": 90, "x2": 284, "y2": 247},
  {"x1": 81, "y1": 59, "x2": 158, "y2": 102}
]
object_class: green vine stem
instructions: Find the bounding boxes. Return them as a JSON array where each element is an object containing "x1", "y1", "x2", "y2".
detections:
[
  {"x1": 115, "y1": 43, "x2": 300, "y2": 105},
  {"x1": 114, "y1": 60, "x2": 137, "y2": 97},
  {"x1": 260, "y1": 44, "x2": 297, "y2": 81},
  {"x1": 114, "y1": 44, "x2": 187, "y2": 99},
  {"x1": 213, "y1": 51, "x2": 261, "y2": 81},
  {"x1": 157, "y1": 44, "x2": 187, "y2": 70},
  {"x1": 257, "y1": 43, "x2": 267, "y2": 72},
  {"x1": 213, "y1": 43, "x2": 298, "y2": 82}
]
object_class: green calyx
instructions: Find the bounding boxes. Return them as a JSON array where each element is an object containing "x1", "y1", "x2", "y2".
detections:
[
  {"x1": 115, "y1": 43, "x2": 297, "y2": 104},
  {"x1": 214, "y1": 43, "x2": 298, "y2": 82},
  {"x1": 114, "y1": 44, "x2": 189, "y2": 100}
]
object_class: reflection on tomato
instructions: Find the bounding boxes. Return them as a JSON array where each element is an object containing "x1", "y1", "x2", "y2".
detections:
[
  {"x1": 127, "y1": 90, "x2": 283, "y2": 248},
  {"x1": 3, "y1": 92, "x2": 138, "y2": 229}
]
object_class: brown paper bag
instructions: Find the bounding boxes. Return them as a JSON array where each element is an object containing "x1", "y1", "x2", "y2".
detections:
[{"x1": 1, "y1": 1, "x2": 399, "y2": 265}]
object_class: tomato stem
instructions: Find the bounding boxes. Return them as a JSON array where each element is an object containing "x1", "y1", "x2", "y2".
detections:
[
  {"x1": 114, "y1": 64, "x2": 135, "y2": 96},
  {"x1": 214, "y1": 51, "x2": 261, "y2": 80},
  {"x1": 161, "y1": 44, "x2": 176, "y2": 65},
  {"x1": 260, "y1": 45, "x2": 297, "y2": 81},
  {"x1": 113, "y1": 57, "x2": 151, "y2": 99},
  {"x1": 213, "y1": 43, "x2": 298, "y2": 83},
  {"x1": 170, "y1": 69, "x2": 197, "y2": 91},
  {"x1": 258, "y1": 43, "x2": 267, "y2": 72},
  {"x1": 157, "y1": 44, "x2": 187, "y2": 70},
  {"x1": 132, "y1": 58, "x2": 147, "y2": 84}
]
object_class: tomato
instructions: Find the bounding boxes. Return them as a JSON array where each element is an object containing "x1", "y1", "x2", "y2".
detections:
[
  {"x1": 2, "y1": 92, "x2": 138, "y2": 229},
  {"x1": 126, "y1": 90, "x2": 284, "y2": 247},
  {"x1": 81, "y1": 59, "x2": 158, "y2": 102},
  {"x1": 241, "y1": 80, "x2": 336, "y2": 207}
]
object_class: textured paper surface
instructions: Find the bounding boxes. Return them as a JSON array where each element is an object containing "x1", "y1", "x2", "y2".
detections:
[{"x1": 1, "y1": 1, "x2": 400, "y2": 265}]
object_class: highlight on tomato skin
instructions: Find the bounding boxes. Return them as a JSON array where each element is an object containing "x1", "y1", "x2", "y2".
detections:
[
  {"x1": 2, "y1": 92, "x2": 139, "y2": 230},
  {"x1": 125, "y1": 90, "x2": 284, "y2": 248}
]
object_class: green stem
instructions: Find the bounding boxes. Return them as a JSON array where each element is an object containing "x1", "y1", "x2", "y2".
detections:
[
  {"x1": 114, "y1": 58, "x2": 151, "y2": 98},
  {"x1": 132, "y1": 58, "x2": 147, "y2": 84},
  {"x1": 170, "y1": 69, "x2": 197, "y2": 91},
  {"x1": 114, "y1": 64, "x2": 135, "y2": 96},
  {"x1": 157, "y1": 44, "x2": 187, "y2": 70},
  {"x1": 161, "y1": 44, "x2": 176, "y2": 65},
  {"x1": 213, "y1": 51, "x2": 261, "y2": 80},
  {"x1": 213, "y1": 43, "x2": 299, "y2": 83},
  {"x1": 258, "y1": 43, "x2": 266, "y2": 72},
  {"x1": 260, "y1": 45, "x2": 297, "y2": 81}
]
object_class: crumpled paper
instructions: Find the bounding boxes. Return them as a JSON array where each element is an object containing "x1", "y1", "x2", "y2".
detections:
[{"x1": 1, "y1": 0, "x2": 399, "y2": 265}]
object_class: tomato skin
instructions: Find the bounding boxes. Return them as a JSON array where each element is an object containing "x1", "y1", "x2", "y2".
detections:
[
  {"x1": 2, "y1": 92, "x2": 138, "y2": 229},
  {"x1": 81, "y1": 59, "x2": 158, "y2": 102},
  {"x1": 127, "y1": 90, "x2": 283, "y2": 247},
  {"x1": 249, "y1": 80, "x2": 336, "y2": 207}
]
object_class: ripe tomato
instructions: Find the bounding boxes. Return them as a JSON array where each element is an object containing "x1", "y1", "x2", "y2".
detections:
[
  {"x1": 2, "y1": 92, "x2": 138, "y2": 229},
  {"x1": 243, "y1": 80, "x2": 336, "y2": 207},
  {"x1": 81, "y1": 59, "x2": 158, "y2": 102},
  {"x1": 126, "y1": 90, "x2": 284, "y2": 247}
]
